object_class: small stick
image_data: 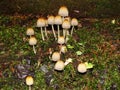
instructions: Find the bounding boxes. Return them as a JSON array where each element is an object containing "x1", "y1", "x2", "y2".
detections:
[{"x1": 41, "y1": 27, "x2": 45, "y2": 41}]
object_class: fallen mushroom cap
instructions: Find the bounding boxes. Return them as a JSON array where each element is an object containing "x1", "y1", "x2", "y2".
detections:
[
  {"x1": 71, "y1": 18, "x2": 78, "y2": 26},
  {"x1": 29, "y1": 37, "x2": 37, "y2": 45},
  {"x1": 47, "y1": 15, "x2": 55, "y2": 25},
  {"x1": 37, "y1": 18, "x2": 46, "y2": 27},
  {"x1": 62, "y1": 19, "x2": 71, "y2": 29},
  {"x1": 26, "y1": 76, "x2": 34, "y2": 86},
  {"x1": 54, "y1": 60, "x2": 65, "y2": 71},
  {"x1": 54, "y1": 15, "x2": 62, "y2": 25},
  {"x1": 58, "y1": 6, "x2": 69, "y2": 17},
  {"x1": 58, "y1": 36, "x2": 65, "y2": 45},
  {"x1": 26, "y1": 28, "x2": 34, "y2": 36},
  {"x1": 77, "y1": 63, "x2": 87, "y2": 73},
  {"x1": 52, "y1": 52, "x2": 60, "y2": 61}
]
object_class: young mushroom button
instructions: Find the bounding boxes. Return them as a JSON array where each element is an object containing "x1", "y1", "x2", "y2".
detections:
[
  {"x1": 26, "y1": 76, "x2": 34, "y2": 90},
  {"x1": 54, "y1": 60, "x2": 65, "y2": 71}
]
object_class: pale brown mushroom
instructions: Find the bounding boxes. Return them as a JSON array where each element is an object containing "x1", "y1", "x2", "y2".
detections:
[
  {"x1": 37, "y1": 18, "x2": 46, "y2": 41},
  {"x1": 54, "y1": 60, "x2": 65, "y2": 71},
  {"x1": 55, "y1": 15, "x2": 63, "y2": 37},
  {"x1": 29, "y1": 37, "x2": 37, "y2": 54},
  {"x1": 71, "y1": 18, "x2": 78, "y2": 35},
  {"x1": 48, "y1": 15, "x2": 57, "y2": 40},
  {"x1": 26, "y1": 76, "x2": 34, "y2": 90}
]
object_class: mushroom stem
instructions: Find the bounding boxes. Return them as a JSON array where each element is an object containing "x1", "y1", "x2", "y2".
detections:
[
  {"x1": 52, "y1": 25, "x2": 57, "y2": 40},
  {"x1": 33, "y1": 45, "x2": 36, "y2": 54},
  {"x1": 40, "y1": 27, "x2": 45, "y2": 41},
  {"x1": 59, "y1": 44, "x2": 62, "y2": 55},
  {"x1": 29, "y1": 85, "x2": 31, "y2": 90},
  {"x1": 45, "y1": 27, "x2": 48, "y2": 39},
  {"x1": 57, "y1": 25, "x2": 60, "y2": 38},
  {"x1": 63, "y1": 29, "x2": 67, "y2": 37},
  {"x1": 71, "y1": 26, "x2": 75, "y2": 35}
]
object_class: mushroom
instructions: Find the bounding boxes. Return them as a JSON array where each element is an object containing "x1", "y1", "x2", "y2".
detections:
[
  {"x1": 71, "y1": 18, "x2": 78, "y2": 35},
  {"x1": 29, "y1": 37, "x2": 37, "y2": 54},
  {"x1": 51, "y1": 52, "x2": 60, "y2": 61},
  {"x1": 26, "y1": 76, "x2": 34, "y2": 90},
  {"x1": 37, "y1": 18, "x2": 46, "y2": 41},
  {"x1": 60, "y1": 45, "x2": 67, "y2": 54},
  {"x1": 58, "y1": 6, "x2": 69, "y2": 21},
  {"x1": 57, "y1": 36, "x2": 65, "y2": 45},
  {"x1": 26, "y1": 28, "x2": 34, "y2": 37},
  {"x1": 62, "y1": 19, "x2": 71, "y2": 38},
  {"x1": 77, "y1": 63, "x2": 87, "y2": 73},
  {"x1": 54, "y1": 15, "x2": 62, "y2": 37},
  {"x1": 48, "y1": 15, "x2": 57, "y2": 40},
  {"x1": 54, "y1": 60, "x2": 65, "y2": 71}
]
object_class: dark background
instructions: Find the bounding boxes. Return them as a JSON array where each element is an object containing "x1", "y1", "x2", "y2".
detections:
[{"x1": 0, "y1": 0, "x2": 120, "y2": 18}]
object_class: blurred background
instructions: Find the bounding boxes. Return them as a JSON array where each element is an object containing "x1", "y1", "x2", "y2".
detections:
[{"x1": 0, "y1": 0, "x2": 120, "y2": 18}]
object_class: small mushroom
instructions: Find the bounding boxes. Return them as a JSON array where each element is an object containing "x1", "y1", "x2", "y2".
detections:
[
  {"x1": 26, "y1": 76, "x2": 34, "y2": 90},
  {"x1": 51, "y1": 52, "x2": 60, "y2": 61},
  {"x1": 54, "y1": 60, "x2": 65, "y2": 71},
  {"x1": 77, "y1": 63, "x2": 87, "y2": 73},
  {"x1": 48, "y1": 15, "x2": 57, "y2": 40},
  {"x1": 58, "y1": 6, "x2": 69, "y2": 21},
  {"x1": 57, "y1": 36, "x2": 65, "y2": 45},
  {"x1": 37, "y1": 18, "x2": 46, "y2": 41},
  {"x1": 54, "y1": 15, "x2": 62, "y2": 37},
  {"x1": 60, "y1": 45, "x2": 67, "y2": 54},
  {"x1": 71, "y1": 18, "x2": 78, "y2": 35},
  {"x1": 29, "y1": 37, "x2": 37, "y2": 54},
  {"x1": 62, "y1": 19, "x2": 71, "y2": 38},
  {"x1": 26, "y1": 28, "x2": 34, "y2": 37}
]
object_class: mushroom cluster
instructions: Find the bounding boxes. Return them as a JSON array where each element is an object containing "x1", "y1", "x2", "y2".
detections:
[{"x1": 36, "y1": 6, "x2": 79, "y2": 41}]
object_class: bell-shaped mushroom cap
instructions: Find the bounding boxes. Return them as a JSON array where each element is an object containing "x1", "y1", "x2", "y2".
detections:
[
  {"x1": 26, "y1": 76, "x2": 34, "y2": 86},
  {"x1": 54, "y1": 15, "x2": 62, "y2": 25},
  {"x1": 52, "y1": 52, "x2": 60, "y2": 61},
  {"x1": 58, "y1": 6, "x2": 69, "y2": 17},
  {"x1": 37, "y1": 18, "x2": 46, "y2": 27},
  {"x1": 60, "y1": 45, "x2": 67, "y2": 53},
  {"x1": 62, "y1": 19, "x2": 71, "y2": 29},
  {"x1": 26, "y1": 28, "x2": 34, "y2": 36},
  {"x1": 77, "y1": 63, "x2": 87, "y2": 73},
  {"x1": 64, "y1": 16, "x2": 71, "y2": 22},
  {"x1": 57, "y1": 36, "x2": 65, "y2": 45},
  {"x1": 29, "y1": 37, "x2": 37, "y2": 46},
  {"x1": 71, "y1": 18, "x2": 78, "y2": 26},
  {"x1": 47, "y1": 15, "x2": 55, "y2": 25},
  {"x1": 54, "y1": 60, "x2": 65, "y2": 71}
]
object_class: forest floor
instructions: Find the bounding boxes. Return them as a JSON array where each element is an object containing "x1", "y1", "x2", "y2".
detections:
[{"x1": 0, "y1": 15, "x2": 120, "y2": 90}]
